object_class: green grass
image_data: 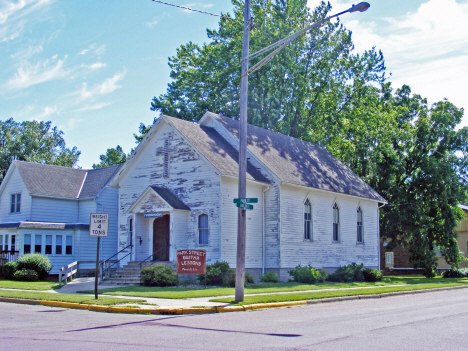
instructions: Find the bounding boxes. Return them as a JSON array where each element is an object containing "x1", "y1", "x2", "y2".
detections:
[
  {"x1": 0, "y1": 290, "x2": 145, "y2": 306},
  {"x1": 81, "y1": 276, "x2": 468, "y2": 299},
  {"x1": 0, "y1": 279, "x2": 60, "y2": 291},
  {"x1": 211, "y1": 282, "x2": 468, "y2": 305}
]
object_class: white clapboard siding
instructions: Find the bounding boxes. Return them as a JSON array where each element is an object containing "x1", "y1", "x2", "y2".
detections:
[
  {"x1": 78, "y1": 199, "x2": 96, "y2": 223},
  {"x1": 0, "y1": 167, "x2": 32, "y2": 222},
  {"x1": 117, "y1": 122, "x2": 222, "y2": 264},
  {"x1": 31, "y1": 197, "x2": 78, "y2": 223},
  {"x1": 220, "y1": 177, "x2": 265, "y2": 268},
  {"x1": 280, "y1": 184, "x2": 379, "y2": 269}
]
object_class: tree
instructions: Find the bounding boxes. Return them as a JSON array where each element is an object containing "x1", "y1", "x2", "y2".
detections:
[
  {"x1": 0, "y1": 118, "x2": 80, "y2": 183},
  {"x1": 146, "y1": 0, "x2": 467, "y2": 275},
  {"x1": 92, "y1": 145, "x2": 128, "y2": 169},
  {"x1": 150, "y1": 0, "x2": 385, "y2": 138}
]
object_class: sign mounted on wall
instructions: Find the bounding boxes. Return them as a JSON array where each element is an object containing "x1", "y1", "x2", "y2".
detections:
[
  {"x1": 89, "y1": 213, "x2": 109, "y2": 237},
  {"x1": 176, "y1": 250, "x2": 206, "y2": 275},
  {"x1": 144, "y1": 212, "x2": 163, "y2": 218}
]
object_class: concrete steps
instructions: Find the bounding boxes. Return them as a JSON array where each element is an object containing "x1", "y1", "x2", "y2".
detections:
[{"x1": 103, "y1": 261, "x2": 176, "y2": 285}]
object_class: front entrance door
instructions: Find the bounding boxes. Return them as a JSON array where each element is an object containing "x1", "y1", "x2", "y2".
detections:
[{"x1": 152, "y1": 215, "x2": 169, "y2": 261}]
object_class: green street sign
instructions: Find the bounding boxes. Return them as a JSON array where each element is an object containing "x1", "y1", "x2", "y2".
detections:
[
  {"x1": 233, "y1": 198, "x2": 258, "y2": 204},
  {"x1": 236, "y1": 203, "x2": 254, "y2": 210}
]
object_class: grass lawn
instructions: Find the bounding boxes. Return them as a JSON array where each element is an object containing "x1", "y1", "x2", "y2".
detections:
[
  {"x1": 0, "y1": 279, "x2": 60, "y2": 291},
  {"x1": 81, "y1": 276, "x2": 468, "y2": 299},
  {"x1": 0, "y1": 289, "x2": 145, "y2": 306},
  {"x1": 211, "y1": 282, "x2": 468, "y2": 305}
]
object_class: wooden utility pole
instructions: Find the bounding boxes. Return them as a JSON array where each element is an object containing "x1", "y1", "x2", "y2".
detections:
[{"x1": 235, "y1": 0, "x2": 251, "y2": 303}]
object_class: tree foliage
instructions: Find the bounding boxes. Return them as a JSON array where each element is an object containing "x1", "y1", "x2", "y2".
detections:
[
  {"x1": 146, "y1": 0, "x2": 468, "y2": 275},
  {"x1": 0, "y1": 118, "x2": 80, "y2": 182},
  {"x1": 92, "y1": 145, "x2": 128, "y2": 169},
  {"x1": 150, "y1": 0, "x2": 385, "y2": 138}
]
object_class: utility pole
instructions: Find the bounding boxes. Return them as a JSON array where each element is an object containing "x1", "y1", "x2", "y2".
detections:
[{"x1": 235, "y1": 0, "x2": 251, "y2": 303}]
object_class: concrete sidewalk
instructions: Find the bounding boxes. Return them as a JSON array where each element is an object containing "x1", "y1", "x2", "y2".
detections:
[{"x1": 53, "y1": 277, "x2": 230, "y2": 308}]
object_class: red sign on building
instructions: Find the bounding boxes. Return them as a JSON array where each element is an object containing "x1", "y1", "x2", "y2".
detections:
[{"x1": 176, "y1": 250, "x2": 206, "y2": 275}]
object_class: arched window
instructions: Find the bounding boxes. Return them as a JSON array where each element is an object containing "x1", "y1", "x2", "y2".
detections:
[
  {"x1": 198, "y1": 214, "x2": 209, "y2": 245},
  {"x1": 333, "y1": 203, "x2": 340, "y2": 242},
  {"x1": 357, "y1": 207, "x2": 363, "y2": 243},
  {"x1": 304, "y1": 199, "x2": 312, "y2": 240}
]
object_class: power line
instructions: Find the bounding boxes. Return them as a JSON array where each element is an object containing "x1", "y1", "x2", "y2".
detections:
[{"x1": 150, "y1": 0, "x2": 228, "y2": 18}]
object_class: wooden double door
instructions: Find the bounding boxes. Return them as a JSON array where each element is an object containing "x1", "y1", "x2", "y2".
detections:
[{"x1": 152, "y1": 215, "x2": 169, "y2": 261}]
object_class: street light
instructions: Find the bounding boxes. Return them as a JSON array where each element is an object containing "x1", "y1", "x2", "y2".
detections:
[{"x1": 235, "y1": 2, "x2": 370, "y2": 303}]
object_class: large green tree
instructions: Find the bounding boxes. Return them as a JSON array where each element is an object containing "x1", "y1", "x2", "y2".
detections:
[
  {"x1": 151, "y1": 0, "x2": 385, "y2": 138},
  {"x1": 146, "y1": 0, "x2": 468, "y2": 275},
  {"x1": 92, "y1": 145, "x2": 128, "y2": 169},
  {"x1": 0, "y1": 118, "x2": 80, "y2": 183}
]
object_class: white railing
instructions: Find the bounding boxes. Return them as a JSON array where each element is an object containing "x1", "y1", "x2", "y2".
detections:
[{"x1": 58, "y1": 261, "x2": 79, "y2": 287}]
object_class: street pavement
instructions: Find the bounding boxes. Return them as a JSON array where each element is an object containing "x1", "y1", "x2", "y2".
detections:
[{"x1": 1, "y1": 288, "x2": 467, "y2": 350}]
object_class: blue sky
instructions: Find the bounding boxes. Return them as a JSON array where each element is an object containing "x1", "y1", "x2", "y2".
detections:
[{"x1": 1, "y1": 0, "x2": 467, "y2": 169}]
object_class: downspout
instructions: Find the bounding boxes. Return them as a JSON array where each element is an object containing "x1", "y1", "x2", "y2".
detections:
[
  {"x1": 262, "y1": 185, "x2": 270, "y2": 275},
  {"x1": 378, "y1": 202, "x2": 386, "y2": 271}
]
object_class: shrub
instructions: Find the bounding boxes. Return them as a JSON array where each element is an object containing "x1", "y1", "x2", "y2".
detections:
[
  {"x1": 141, "y1": 265, "x2": 178, "y2": 287},
  {"x1": 2, "y1": 261, "x2": 19, "y2": 279},
  {"x1": 288, "y1": 265, "x2": 325, "y2": 284},
  {"x1": 362, "y1": 268, "x2": 383, "y2": 282},
  {"x1": 17, "y1": 254, "x2": 52, "y2": 279},
  {"x1": 245, "y1": 273, "x2": 255, "y2": 284},
  {"x1": 442, "y1": 268, "x2": 466, "y2": 278},
  {"x1": 197, "y1": 261, "x2": 236, "y2": 287},
  {"x1": 13, "y1": 268, "x2": 39, "y2": 282},
  {"x1": 260, "y1": 272, "x2": 279, "y2": 283},
  {"x1": 327, "y1": 263, "x2": 364, "y2": 283}
]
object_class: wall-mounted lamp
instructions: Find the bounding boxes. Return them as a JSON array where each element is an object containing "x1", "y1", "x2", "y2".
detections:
[{"x1": 138, "y1": 237, "x2": 142, "y2": 245}]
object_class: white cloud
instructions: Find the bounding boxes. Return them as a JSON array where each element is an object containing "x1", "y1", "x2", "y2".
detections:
[
  {"x1": 181, "y1": 3, "x2": 214, "y2": 13},
  {"x1": 30, "y1": 105, "x2": 58, "y2": 120},
  {"x1": 73, "y1": 102, "x2": 112, "y2": 112},
  {"x1": 73, "y1": 69, "x2": 127, "y2": 102},
  {"x1": 146, "y1": 18, "x2": 159, "y2": 28},
  {"x1": 6, "y1": 55, "x2": 69, "y2": 90},
  {"x1": 10, "y1": 44, "x2": 44, "y2": 60},
  {"x1": 308, "y1": 0, "x2": 468, "y2": 115},
  {"x1": 0, "y1": 0, "x2": 55, "y2": 42}
]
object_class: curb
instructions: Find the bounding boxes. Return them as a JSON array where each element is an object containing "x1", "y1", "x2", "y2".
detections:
[{"x1": 1, "y1": 285, "x2": 467, "y2": 314}]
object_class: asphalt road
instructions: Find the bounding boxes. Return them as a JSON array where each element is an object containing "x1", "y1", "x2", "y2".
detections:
[{"x1": 1, "y1": 288, "x2": 467, "y2": 351}]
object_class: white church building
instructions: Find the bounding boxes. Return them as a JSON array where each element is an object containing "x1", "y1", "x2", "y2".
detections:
[
  {"x1": 110, "y1": 112, "x2": 386, "y2": 280},
  {"x1": 0, "y1": 112, "x2": 385, "y2": 280}
]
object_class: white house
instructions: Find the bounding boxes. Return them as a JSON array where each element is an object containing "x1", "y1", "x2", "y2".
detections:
[
  {"x1": 0, "y1": 161, "x2": 120, "y2": 274},
  {"x1": 111, "y1": 112, "x2": 386, "y2": 280}
]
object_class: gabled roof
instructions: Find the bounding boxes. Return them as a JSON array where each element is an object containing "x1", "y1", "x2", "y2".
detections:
[
  {"x1": 204, "y1": 112, "x2": 385, "y2": 202},
  {"x1": 165, "y1": 116, "x2": 269, "y2": 184},
  {"x1": 7, "y1": 161, "x2": 120, "y2": 200},
  {"x1": 150, "y1": 186, "x2": 190, "y2": 210},
  {"x1": 127, "y1": 186, "x2": 190, "y2": 213}
]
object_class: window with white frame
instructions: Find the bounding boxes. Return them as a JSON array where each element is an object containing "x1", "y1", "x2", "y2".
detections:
[
  {"x1": 0, "y1": 234, "x2": 3, "y2": 251},
  {"x1": 45, "y1": 235, "x2": 52, "y2": 255},
  {"x1": 198, "y1": 214, "x2": 209, "y2": 245},
  {"x1": 4, "y1": 235, "x2": 9, "y2": 251},
  {"x1": 56, "y1": 235, "x2": 63, "y2": 255},
  {"x1": 35, "y1": 235, "x2": 42, "y2": 254},
  {"x1": 304, "y1": 199, "x2": 312, "y2": 240},
  {"x1": 66, "y1": 236, "x2": 73, "y2": 255},
  {"x1": 24, "y1": 234, "x2": 31, "y2": 254},
  {"x1": 332, "y1": 203, "x2": 340, "y2": 242},
  {"x1": 357, "y1": 206, "x2": 364, "y2": 243},
  {"x1": 10, "y1": 193, "x2": 21, "y2": 213}
]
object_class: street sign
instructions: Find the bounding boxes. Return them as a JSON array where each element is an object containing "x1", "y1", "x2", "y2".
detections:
[
  {"x1": 236, "y1": 203, "x2": 254, "y2": 210},
  {"x1": 89, "y1": 213, "x2": 109, "y2": 237},
  {"x1": 233, "y1": 198, "x2": 258, "y2": 204}
]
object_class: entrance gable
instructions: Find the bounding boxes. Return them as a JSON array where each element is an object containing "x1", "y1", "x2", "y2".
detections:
[{"x1": 127, "y1": 186, "x2": 190, "y2": 214}]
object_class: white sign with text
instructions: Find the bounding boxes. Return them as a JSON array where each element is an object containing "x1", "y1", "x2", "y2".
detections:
[{"x1": 89, "y1": 213, "x2": 109, "y2": 237}]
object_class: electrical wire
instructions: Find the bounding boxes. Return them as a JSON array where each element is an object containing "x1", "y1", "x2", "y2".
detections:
[{"x1": 150, "y1": 0, "x2": 229, "y2": 18}]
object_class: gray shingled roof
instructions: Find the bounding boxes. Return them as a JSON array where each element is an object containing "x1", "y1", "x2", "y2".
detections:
[
  {"x1": 165, "y1": 115, "x2": 270, "y2": 184},
  {"x1": 150, "y1": 186, "x2": 191, "y2": 210},
  {"x1": 207, "y1": 112, "x2": 385, "y2": 202},
  {"x1": 78, "y1": 165, "x2": 121, "y2": 198},
  {"x1": 14, "y1": 161, "x2": 120, "y2": 199}
]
